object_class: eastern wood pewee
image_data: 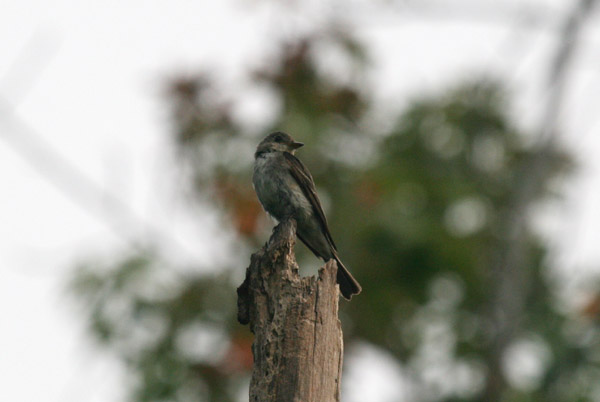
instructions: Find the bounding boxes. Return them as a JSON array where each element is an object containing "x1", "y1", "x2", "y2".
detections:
[{"x1": 252, "y1": 131, "x2": 362, "y2": 300}]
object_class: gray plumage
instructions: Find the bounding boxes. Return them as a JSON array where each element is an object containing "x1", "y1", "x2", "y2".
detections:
[{"x1": 252, "y1": 131, "x2": 361, "y2": 300}]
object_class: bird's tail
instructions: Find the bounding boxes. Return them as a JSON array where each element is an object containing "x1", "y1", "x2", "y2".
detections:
[{"x1": 333, "y1": 256, "x2": 362, "y2": 300}]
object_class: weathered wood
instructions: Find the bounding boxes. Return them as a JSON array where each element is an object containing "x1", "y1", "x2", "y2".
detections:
[{"x1": 237, "y1": 219, "x2": 343, "y2": 402}]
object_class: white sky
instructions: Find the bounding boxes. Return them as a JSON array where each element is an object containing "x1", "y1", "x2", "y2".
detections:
[{"x1": 1, "y1": 0, "x2": 599, "y2": 401}]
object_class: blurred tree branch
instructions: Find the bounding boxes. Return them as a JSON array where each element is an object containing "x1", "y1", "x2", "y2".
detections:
[{"x1": 484, "y1": 0, "x2": 597, "y2": 399}]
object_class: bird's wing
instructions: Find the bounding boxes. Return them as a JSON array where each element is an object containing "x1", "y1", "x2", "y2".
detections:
[{"x1": 283, "y1": 152, "x2": 337, "y2": 251}]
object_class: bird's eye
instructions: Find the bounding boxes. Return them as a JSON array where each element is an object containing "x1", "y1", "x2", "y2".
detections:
[{"x1": 274, "y1": 135, "x2": 283, "y2": 143}]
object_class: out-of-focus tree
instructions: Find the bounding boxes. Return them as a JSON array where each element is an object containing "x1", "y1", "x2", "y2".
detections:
[{"x1": 70, "y1": 4, "x2": 600, "y2": 402}]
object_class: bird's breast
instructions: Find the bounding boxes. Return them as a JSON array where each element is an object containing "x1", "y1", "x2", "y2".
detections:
[{"x1": 253, "y1": 153, "x2": 312, "y2": 221}]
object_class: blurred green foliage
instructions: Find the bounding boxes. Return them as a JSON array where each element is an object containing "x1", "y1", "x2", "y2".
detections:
[{"x1": 71, "y1": 19, "x2": 600, "y2": 402}]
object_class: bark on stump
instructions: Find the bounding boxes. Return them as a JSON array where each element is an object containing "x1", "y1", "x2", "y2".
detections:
[{"x1": 237, "y1": 219, "x2": 343, "y2": 402}]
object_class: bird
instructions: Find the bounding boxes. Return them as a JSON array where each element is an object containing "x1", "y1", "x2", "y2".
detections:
[{"x1": 252, "y1": 131, "x2": 362, "y2": 300}]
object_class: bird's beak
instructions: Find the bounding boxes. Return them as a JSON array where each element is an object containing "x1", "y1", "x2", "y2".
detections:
[{"x1": 291, "y1": 141, "x2": 304, "y2": 149}]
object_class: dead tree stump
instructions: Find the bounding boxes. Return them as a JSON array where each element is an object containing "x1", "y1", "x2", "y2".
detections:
[{"x1": 237, "y1": 219, "x2": 343, "y2": 402}]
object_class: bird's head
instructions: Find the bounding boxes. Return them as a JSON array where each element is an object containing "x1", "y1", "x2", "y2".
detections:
[{"x1": 255, "y1": 132, "x2": 304, "y2": 158}]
